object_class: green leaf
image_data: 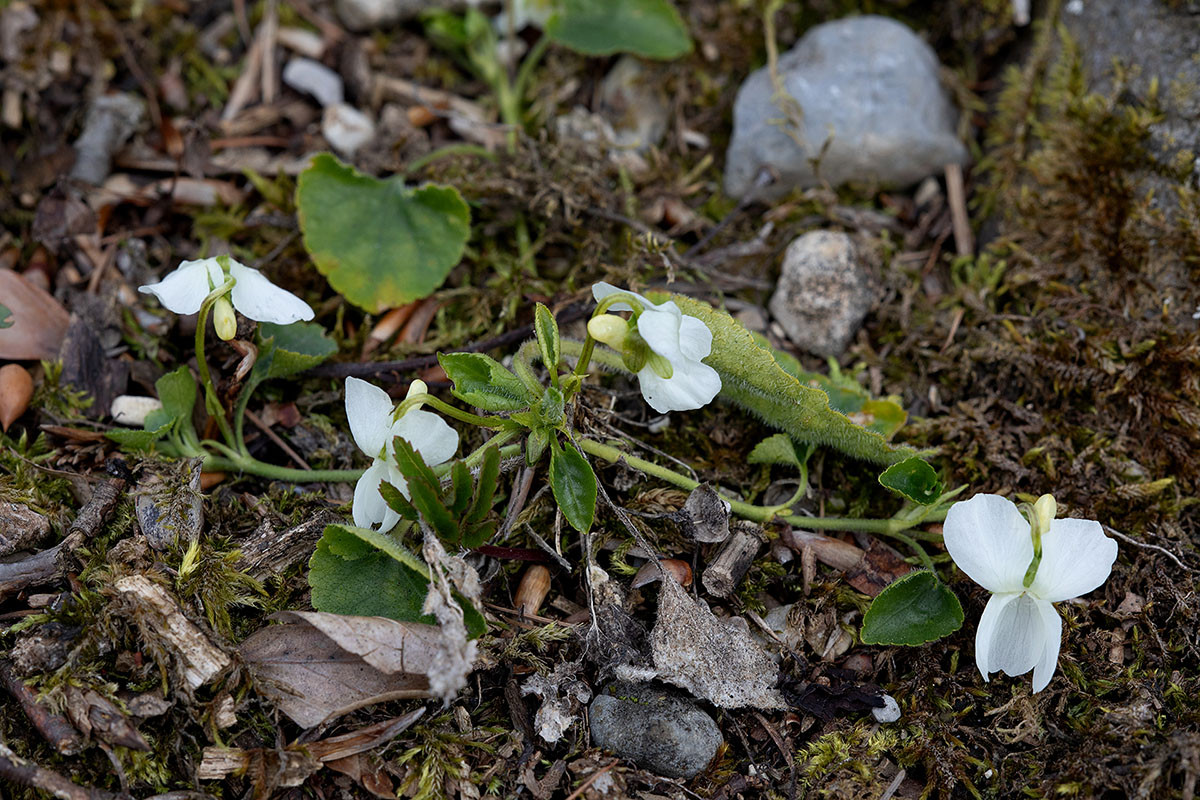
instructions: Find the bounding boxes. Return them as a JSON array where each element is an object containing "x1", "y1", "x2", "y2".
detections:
[
  {"x1": 379, "y1": 481, "x2": 420, "y2": 521},
  {"x1": 537, "y1": 385, "x2": 565, "y2": 426},
  {"x1": 0, "y1": 304, "x2": 12, "y2": 329},
  {"x1": 309, "y1": 524, "x2": 486, "y2": 637},
  {"x1": 156, "y1": 367, "x2": 196, "y2": 423},
  {"x1": 438, "y1": 352, "x2": 535, "y2": 411},
  {"x1": 860, "y1": 571, "x2": 964, "y2": 646},
  {"x1": 106, "y1": 425, "x2": 169, "y2": 451},
  {"x1": 297, "y1": 153, "x2": 471, "y2": 313},
  {"x1": 526, "y1": 427, "x2": 550, "y2": 466},
  {"x1": 450, "y1": 460, "x2": 473, "y2": 515},
  {"x1": 666, "y1": 294, "x2": 917, "y2": 466},
  {"x1": 534, "y1": 303, "x2": 561, "y2": 375},
  {"x1": 765, "y1": 343, "x2": 907, "y2": 440},
  {"x1": 258, "y1": 321, "x2": 337, "y2": 380},
  {"x1": 392, "y1": 437, "x2": 458, "y2": 542},
  {"x1": 549, "y1": 441, "x2": 596, "y2": 533},
  {"x1": 547, "y1": 0, "x2": 692, "y2": 60},
  {"x1": 466, "y1": 446, "x2": 500, "y2": 527},
  {"x1": 747, "y1": 433, "x2": 801, "y2": 468},
  {"x1": 879, "y1": 457, "x2": 944, "y2": 505}
]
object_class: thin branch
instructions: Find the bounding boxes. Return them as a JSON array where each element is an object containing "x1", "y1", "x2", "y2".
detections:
[{"x1": 1103, "y1": 525, "x2": 1193, "y2": 573}]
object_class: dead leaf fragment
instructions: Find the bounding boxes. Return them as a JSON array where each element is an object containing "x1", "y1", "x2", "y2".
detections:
[
  {"x1": 650, "y1": 578, "x2": 786, "y2": 710},
  {"x1": 520, "y1": 660, "x2": 591, "y2": 744},
  {"x1": 0, "y1": 363, "x2": 33, "y2": 431},
  {"x1": 0, "y1": 271, "x2": 70, "y2": 360},
  {"x1": 238, "y1": 611, "x2": 441, "y2": 728}
]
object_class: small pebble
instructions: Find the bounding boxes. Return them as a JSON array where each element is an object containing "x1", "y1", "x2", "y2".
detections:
[
  {"x1": 110, "y1": 395, "x2": 164, "y2": 427},
  {"x1": 872, "y1": 693, "x2": 901, "y2": 723},
  {"x1": 322, "y1": 103, "x2": 375, "y2": 157},
  {"x1": 282, "y1": 57, "x2": 344, "y2": 108}
]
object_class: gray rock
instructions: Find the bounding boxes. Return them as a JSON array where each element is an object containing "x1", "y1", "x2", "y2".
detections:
[
  {"x1": 724, "y1": 15, "x2": 966, "y2": 201},
  {"x1": 134, "y1": 459, "x2": 204, "y2": 551},
  {"x1": 768, "y1": 231, "x2": 874, "y2": 356},
  {"x1": 872, "y1": 693, "x2": 901, "y2": 723},
  {"x1": 589, "y1": 682, "x2": 722, "y2": 779},
  {"x1": 1062, "y1": 0, "x2": 1200, "y2": 185},
  {"x1": 598, "y1": 56, "x2": 669, "y2": 152}
]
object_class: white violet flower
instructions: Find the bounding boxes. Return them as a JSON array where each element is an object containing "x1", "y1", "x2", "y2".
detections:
[
  {"x1": 345, "y1": 376, "x2": 459, "y2": 533},
  {"x1": 587, "y1": 282, "x2": 721, "y2": 414},
  {"x1": 138, "y1": 255, "x2": 314, "y2": 341},
  {"x1": 943, "y1": 493, "x2": 1118, "y2": 693}
]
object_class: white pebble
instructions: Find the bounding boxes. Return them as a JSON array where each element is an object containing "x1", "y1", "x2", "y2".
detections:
[
  {"x1": 282, "y1": 57, "x2": 344, "y2": 108},
  {"x1": 110, "y1": 395, "x2": 163, "y2": 427},
  {"x1": 322, "y1": 103, "x2": 375, "y2": 157},
  {"x1": 871, "y1": 693, "x2": 901, "y2": 723}
]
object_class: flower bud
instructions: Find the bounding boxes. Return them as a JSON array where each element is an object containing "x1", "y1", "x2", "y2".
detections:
[
  {"x1": 212, "y1": 296, "x2": 237, "y2": 340},
  {"x1": 406, "y1": 379, "x2": 429, "y2": 399},
  {"x1": 1033, "y1": 494, "x2": 1057, "y2": 537},
  {"x1": 587, "y1": 314, "x2": 627, "y2": 350}
]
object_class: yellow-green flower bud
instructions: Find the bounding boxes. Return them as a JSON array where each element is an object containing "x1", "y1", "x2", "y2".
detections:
[
  {"x1": 587, "y1": 314, "x2": 628, "y2": 351},
  {"x1": 1032, "y1": 493, "x2": 1056, "y2": 549},
  {"x1": 213, "y1": 296, "x2": 237, "y2": 341}
]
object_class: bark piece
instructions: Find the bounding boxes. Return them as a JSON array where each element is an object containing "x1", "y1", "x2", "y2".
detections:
[
  {"x1": 235, "y1": 509, "x2": 341, "y2": 581},
  {"x1": 0, "y1": 475, "x2": 126, "y2": 595},
  {"x1": 63, "y1": 686, "x2": 150, "y2": 751},
  {"x1": 112, "y1": 574, "x2": 231, "y2": 691},
  {"x1": 674, "y1": 484, "x2": 732, "y2": 543},
  {"x1": 0, "y1": 742, "x2": 118, "y2": 800},
  {"x1": 702, "y1": 521, "x2": 764, "y2": 598},
  {"x1": 0, "y1": 660, "x2": 84, "y2": 755},
  {"x1": 0, "y1": 501, "x2": 53, "y2": 556}
]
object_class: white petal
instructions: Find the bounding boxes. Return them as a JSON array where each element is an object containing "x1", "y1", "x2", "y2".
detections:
[
  {"x1": 137, "y1": 259, "x2": 215, "y2": 314},
  {"x1": 345, "y1": 377, "x2": 395, "y2": 458},
  {"x1": 227, "y1": 261, "x2": 314, "y2": 324},
  {"x1": 676, "y1": 314, "x2": 714, "y2": 361},
  {"x1": 636, "y1": 360, "x2": 722, "y2": 413},
  {"x1": 592, "y1": 281, "x2": 663, "y2": 314},
  {"x1": 635, "y1": 304, "x2": 686, "y2": 362},
  {"x1": 1030, "y1": 599, "x2": 1062, "y2": 693},
  {"x1": 979, "y1": 592, "x2": 1045, "y2": 679},
  {"x1": 352, "y1": 461, "x2": 399, "y2": 531},
  {"x1": 1030, "y1": 518, "x2": 1117, "y2": 603},
  {"x1": 391, "y1": 408, "x2": 459, "y2": 467},
  {"x1": 943, "y1": 494, "x2": 1034, "y2": 594}
]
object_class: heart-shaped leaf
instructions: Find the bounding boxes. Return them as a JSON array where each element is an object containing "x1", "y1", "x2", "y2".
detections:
[
  {"x1": 297, "y1": 154, "x2": 470, "y2": 313},
  {"x1": 860, "y1": 570, "x2": 963, "y2": 646},
  {"x1": 748, "y1": 433, "x2": 802, "y2": 468},
  {"x1": 879, "y1": 457, "x2": 943, "y2": 505},
  {"x1": 257, "y1": 321, "x2": 337, "y2": 380},
  {"x1": 309, "y1": 524, "x2": 486, "y2": 638},
  {"x1": 547, "y1": 0, "x2": 692, "y2": 60}
]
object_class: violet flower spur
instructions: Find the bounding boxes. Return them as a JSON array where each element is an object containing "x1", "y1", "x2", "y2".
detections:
[
  {"x1": 138, "y1": 255, "x2": 313, "y2": 340},
  {"x1": 345, "y1": 377, "x2": 459, "y2": 533},
  {"x1": 943, "y1": 493, "x2": 1117, "y2": 693},
  {"x1": 587, "y1": 282, "x2": 721, "y2": 414}
]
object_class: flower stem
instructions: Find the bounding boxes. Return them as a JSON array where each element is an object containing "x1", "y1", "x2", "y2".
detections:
[
  {"x1": 577, "y1": 436, "x2": 945, "y2": 541},
  {"x1": 202, "y1": 453, "x2": 364, "y2": 483},
  {"x1": 195, "y1": 279, "x2": 238, "y2": 449},
  {"x1": 401, "y1": 393, "x2": 513, "y2": 430},
  {"x1": 462, "y1": 429, "x2": 519, "y2": 468}
]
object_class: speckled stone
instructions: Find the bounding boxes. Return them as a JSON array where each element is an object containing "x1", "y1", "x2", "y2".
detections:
[{"x1": 768, "y1": 231, "x2": 874, "y2": 356}]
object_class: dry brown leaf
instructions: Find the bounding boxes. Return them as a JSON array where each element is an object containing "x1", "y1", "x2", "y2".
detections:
[
  {"x1": 0, "y1": 363, "x2": 33, "y2": 431},
  {"x1": 0, "y1": 271, "x2": 70, "y2": 360},
  {"x1": 238, "y1": 611, "x2": 442, "y2": 728}
]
